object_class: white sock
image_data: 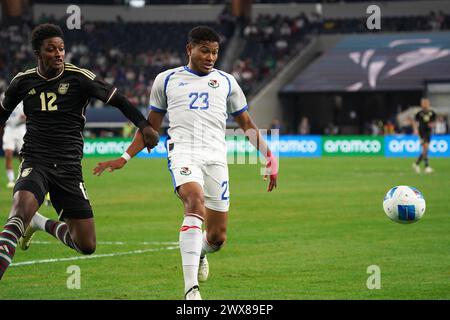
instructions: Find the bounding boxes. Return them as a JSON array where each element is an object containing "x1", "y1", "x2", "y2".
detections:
[
  {"x1": 179, "y1": 215, "x2": 203, "y2": 293},
  {"x1": 30, "y1": 212, "x2": 48, "y2": 231},
  {"x1": 201, "y1": 230, "x2": 222, "y2": 258},
  {"x1": 6, "y1": 169, "x2": 14, "y2": 183}
]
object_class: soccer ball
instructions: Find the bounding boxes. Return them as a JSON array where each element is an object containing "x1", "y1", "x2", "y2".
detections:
[{"x1": 383, "y1": 186, "x2": 426, "y2": 224}]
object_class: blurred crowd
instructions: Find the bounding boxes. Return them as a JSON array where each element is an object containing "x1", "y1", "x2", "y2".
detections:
[
  {"x1": 0, "y1": 18, "x2": 227, "y2": 108},
  {"x1": 365, "y1": 114, "x2": 449, "y2": 136},
  {"x1": 233, "y1": 12, "x2": 316, "y2": 95},
  {"x1": 0, "y1": 0, "x2": 447, "y2": 144},
  {"x1": 0, "y1": 10, "x2": 449, "y2": 112},
  {"x1": 270, "y1": 113, "x2": 449, "y2": 136}
]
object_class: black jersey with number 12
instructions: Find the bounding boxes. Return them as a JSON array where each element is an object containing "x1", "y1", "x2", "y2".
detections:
[{"x1": 0, "y1": 63, "x2": 117, "y2": 164}]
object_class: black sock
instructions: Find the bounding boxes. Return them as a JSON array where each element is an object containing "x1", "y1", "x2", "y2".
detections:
[
  {"x1": 416, "y1": 154, "x2": 423, "y2": 165},
  {"x1": 0, "y1": 217, "x2": 25, "y2": 280}
]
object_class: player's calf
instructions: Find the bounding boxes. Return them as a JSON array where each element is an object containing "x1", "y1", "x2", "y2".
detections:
[{"x1": 45, "y1": 220, "x2": 96, "y2": 255}]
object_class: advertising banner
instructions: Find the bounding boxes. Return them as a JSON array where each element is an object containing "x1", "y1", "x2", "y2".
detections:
[
  {"x1": 267, "y1": 135, "x2": 322, "y2": 157},
  {"x1": 322, "y1": 136, "x2": 384, "y2": 156},
  {"x1": 83, "y1": 138, "x2": 132, "y2": 157},
  {"x1": 83, "y1": 135, "x2": 450, "y2": 158},
  {"x1": 136, "y1": 135, "x2": 322, "y2": 159},
  {"x1": 385, "y1": 135, "x2": 450, "y2": 157}
]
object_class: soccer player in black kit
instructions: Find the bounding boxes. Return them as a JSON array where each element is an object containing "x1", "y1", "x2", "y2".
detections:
[
  {"x1": 0, "y1": 24, "x2": 159, "y2": 280},
  {"x1": 413, "y1": 97, "x2": 436, "y2": 174}
]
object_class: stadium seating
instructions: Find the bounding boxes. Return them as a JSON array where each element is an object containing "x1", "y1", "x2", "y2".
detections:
[
  {"x1": 0, "y1": 20, "x2": 230, "y2": 109},
  {"x1": 0, "y1": 11, "x2": 448, "y2": 111}
]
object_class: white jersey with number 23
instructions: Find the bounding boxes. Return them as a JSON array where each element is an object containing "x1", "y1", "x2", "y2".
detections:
[{"x1": 149, "y1": 66, "x2": 248, "y2": 164}]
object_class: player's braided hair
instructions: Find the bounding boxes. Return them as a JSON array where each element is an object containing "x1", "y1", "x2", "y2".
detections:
[
  {"x1": 188, "y1": 26, "x2": 220, "y2": 45},
  {"x1": 31, "y1": 23, "x2": 64, "y2": 52}
]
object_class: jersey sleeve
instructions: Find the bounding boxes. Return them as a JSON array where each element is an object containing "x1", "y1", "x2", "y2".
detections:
[
  {"x1": 80, "y1": 71, "x2": 117, "y2": 103},
  {"x1": 149, "y1": 72, "x2": 168, "y2": 113},
  {"x1": 226, "y1": 75, "x2": 248, "y2": 116},
  {"x1": 1, "y1": 76, "x2": 23, "y2": 112}
]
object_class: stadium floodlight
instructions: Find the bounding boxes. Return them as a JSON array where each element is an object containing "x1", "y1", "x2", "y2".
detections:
[{"x1": 128, "y1": 0, "x2": 145, "y2": 8}]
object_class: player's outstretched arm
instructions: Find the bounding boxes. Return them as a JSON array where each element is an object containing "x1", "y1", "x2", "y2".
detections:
[
  {"x1": 93, "y1": 111, "x2": 165, "y2": 176},
  {"x1": 92, "y1": 130, "x2": 143, "y2": 176},
  {"x1": 234, "y1": 111, "x2": 278, "y2": 192}
]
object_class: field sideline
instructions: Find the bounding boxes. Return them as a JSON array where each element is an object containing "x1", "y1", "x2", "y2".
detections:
[{"x1": 0, "y1": 157, "x2": 449, "y2": 300}]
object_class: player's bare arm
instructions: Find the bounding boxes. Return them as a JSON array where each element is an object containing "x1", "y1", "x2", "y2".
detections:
[
  {"x1": 93, "y1": 111, "x2": 165, "y2": 176},
  {"x1": 234, "y1": 111, "x2": 278, "y2": 192}
]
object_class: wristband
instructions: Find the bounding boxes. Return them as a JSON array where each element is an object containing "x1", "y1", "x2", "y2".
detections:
[{"x1": 121, "y1": 152, "x2": 131, "y2": 162}]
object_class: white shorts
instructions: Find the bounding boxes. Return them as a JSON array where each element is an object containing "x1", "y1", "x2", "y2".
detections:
[
  {"x1": 2, "y1": 126, "x2": 25, "y2": 152},
  {"x1": 168, "y1": 155, "x2": 230, "y2": 212}
]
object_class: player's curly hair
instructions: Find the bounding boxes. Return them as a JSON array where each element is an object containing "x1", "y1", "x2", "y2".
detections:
[
  {"x1": 188, "y1": 26, "x2": 220, "y2": 45},
  {"x1": 31, "y1": 23, "x2": 64, "y2": 52}
]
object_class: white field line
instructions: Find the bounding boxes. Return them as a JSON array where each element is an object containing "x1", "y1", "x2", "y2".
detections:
[
  {"x1": 10, "y1": 245, "x2": 179, "y2": 267},
  {"x1": 31, "y1": 240, "x2": 179, "y2": 246}
]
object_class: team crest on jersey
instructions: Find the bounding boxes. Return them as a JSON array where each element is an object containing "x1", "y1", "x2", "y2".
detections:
[
  {"x1": 58, "y1": 83, "x2": 70, "y2": 95},
  {"x1": 180, "y1": 167, "x2": 191, "y2": 176},
  {"x1": 208, "y1": 79, "x2": 219, "y2": 88},
  {"x1": 21, "y1": 168, "x2": 33, "y2": 178}
]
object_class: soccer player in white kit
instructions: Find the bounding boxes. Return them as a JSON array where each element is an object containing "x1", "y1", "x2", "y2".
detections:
[
  {"x1": 93, "y1": 26, "x2": 278, "y2": 300},
  {"x1": 2, "y1": 98, "x2": 26, "y2": 188}
]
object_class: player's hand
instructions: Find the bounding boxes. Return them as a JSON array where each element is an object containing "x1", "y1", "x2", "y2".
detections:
[
  {"x1": 93, "y1": 158, "x2": 127, "y2": 176},
  {"x1": 264, "y1": 152, "x2": 278, "y2": 192},
  {"x1": 141, "y1": 125, "x2": 159, "y2": 151}
]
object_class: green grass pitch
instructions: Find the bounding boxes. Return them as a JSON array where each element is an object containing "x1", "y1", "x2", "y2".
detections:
[{"x1": 0, "y1": 157, "x2": 449, "y2": 299}]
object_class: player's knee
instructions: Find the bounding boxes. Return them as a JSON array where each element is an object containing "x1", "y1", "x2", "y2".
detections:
[
  {"x1": 11, "y1": 198, "x2": 37, "y2": 227},
  {"x1": 76, "y1": 240, "x2": 96, "y2": 255},
  {"x1": 184, "y1": 192, "x2": 205, "y2": 212},
  {"x1": 79, "y1": 245, "x2": 96, "y2": 255}
]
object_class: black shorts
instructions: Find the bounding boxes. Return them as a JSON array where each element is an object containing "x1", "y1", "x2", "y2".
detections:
[
  {"x1": 419, "y1": 131, "x2": 431, "y2": 144},
  {"x1": 13, "y1": 160, "x2": 93, "y2": 220}
]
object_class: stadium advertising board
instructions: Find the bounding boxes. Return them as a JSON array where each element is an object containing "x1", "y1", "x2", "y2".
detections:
[
  {"x1": 84, "y1": 135, "x2": 450, "y2": 158},
  {"x1": 322, "y1": 136, "x2": 384, "y2": 156},
  {"x1": 385, "y1": 135, "x2": 450, "y2": 157},
  {"x1": 83, "y1": 138, "x2": 132, "y2": 157},
  {"x1": 267, "y1": 135, "x2": 322, "y2": 157},
  {"x1": 135, "y1": 135, "x2": 322, "y2": 159}
]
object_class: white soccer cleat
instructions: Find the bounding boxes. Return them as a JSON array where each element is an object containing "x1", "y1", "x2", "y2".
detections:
[
  {"x1": 19, "y1": 225, "x2": 36, "y2": 251},
  {"x1": 185, "y1": 285, "x2": 202, "y2": 300},
  {"x1": 424, "y1": 166, "x2": 434, "y2": 174},
  {"x1": 198, "y1": 256, "x2": 209, "y2": 282},
  {"x1": 412, "y1": 163, "x2": 421, "y2": 174},
  {"x1": 6, "y1": 181, "x2": 15, "y2": 189}
]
